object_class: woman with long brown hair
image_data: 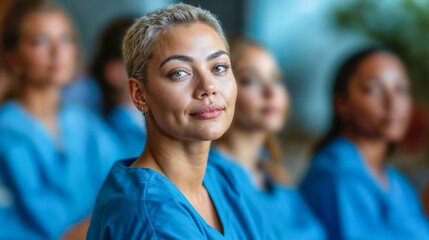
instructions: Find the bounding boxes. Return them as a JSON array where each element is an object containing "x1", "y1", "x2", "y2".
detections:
[{"x1": 0, "y1": 1, "x2": 121, "y2": 239}]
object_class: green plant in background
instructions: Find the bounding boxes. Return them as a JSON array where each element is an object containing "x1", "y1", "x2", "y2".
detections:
[{"x1": 336, "y1": 0, "x2": 429, "y2": 107}]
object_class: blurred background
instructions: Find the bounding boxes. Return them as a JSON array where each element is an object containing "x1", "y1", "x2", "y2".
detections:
[{"x1": 1, "y1": 0, "x2": 428, "y2": 190}]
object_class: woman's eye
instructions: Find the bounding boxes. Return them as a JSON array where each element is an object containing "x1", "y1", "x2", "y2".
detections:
[
  {"x1": 212, "y1": 65, "x2": 228, "y2": 73},
  {"x1": 396, "y1": 84, "x2": 410, "y2": 96},
  {"x1": 32, "y1": 36, "x2": 48, "y2": 46},
  {"x1": 272, "y1": 78, "x2": 282, "y2": 86},
  {"x1": 366, "y1": 85, "x2": 383, "y2": 96},
  {"x1": 170, "y1": 70, "x2": 188, "y2": 79},
  {"x1": 240, "y1": 76, "x2": 259, "y2": 87},
  {"x1": 61, "y1": 34, "x2": 73, "y2": 44}
]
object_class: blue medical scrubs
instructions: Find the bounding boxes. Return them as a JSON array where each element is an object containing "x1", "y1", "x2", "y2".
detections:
[
  {"x1": 107, "y1": 104, "x2": 146, "y2": 159},
  {"x1": 87, "y1": 158, "x2": 264, "y2": 240},
  {"x1": 0, "y1": 101, "x2": 122, "y2": 239},
  {"x1": 208, "y1": 147, "x2": 326, "y2": 240},
  {"x1": 300, "y1": 137, "x2": 429, "y2": 240}
]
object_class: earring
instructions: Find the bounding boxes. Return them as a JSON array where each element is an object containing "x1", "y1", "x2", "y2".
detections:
[{"x1": 141, "y1": 106, "x2": 148, "y2": 117}]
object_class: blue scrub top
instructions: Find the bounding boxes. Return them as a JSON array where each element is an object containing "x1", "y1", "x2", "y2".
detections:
[
  {"x1": 208, "y1": 147, "x2": 326, "y2": 240},
  {"x1": 87, "y1": 158, "x2": 264, "y2": 240},
  {"x1": 0, "y1": 101, "x2": 122, "y2": 239},
  {"x1": 108, "y1": 104, "x2": 146, "y2": 159},
  {"x1": 300, "y1": 137, "x2": 429, "y2": 240}
]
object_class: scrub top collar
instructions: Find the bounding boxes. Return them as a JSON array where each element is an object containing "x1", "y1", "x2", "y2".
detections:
[{"x1": 113, "y1": 159, "x2": 228, "y2": 237}]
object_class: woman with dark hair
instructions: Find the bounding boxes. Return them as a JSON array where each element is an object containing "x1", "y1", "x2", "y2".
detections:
[
  {"x1": 210, "y1": 35, "x2": 326, "y2": 239},
  {"x1": 91, "y1": 17, "x2": 146, "y2": 158},
  {"x1": 0, "y1": 0, "x2": 121, "y2": 239},
  {"x1": 300, "y1": 47, "x2": 429, "y2": 240}
]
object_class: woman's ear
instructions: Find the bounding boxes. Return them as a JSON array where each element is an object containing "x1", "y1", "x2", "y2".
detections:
[{"x1": 128, "y1": 77, "x2": 148, "y2": 113}]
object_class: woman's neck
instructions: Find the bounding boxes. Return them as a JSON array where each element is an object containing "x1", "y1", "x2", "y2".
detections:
[
  {"x1": 17, "y1": 84, "x2": 61, "y2": 135},
  {"x1": 344, "y1": 130, "x2": 388, "y2": 186},
  {"x1": 217, "y1": 125, "x2": 266, "y2": 172},
  {"x1": 131, "y1": 117, "x2": 211, "y2": 198}
]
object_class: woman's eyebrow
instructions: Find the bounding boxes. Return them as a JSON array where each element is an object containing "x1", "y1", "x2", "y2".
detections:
[
  {"x1": 158, "y1": 50, "x2": 228, "y2": 70},
  {"x1": 207, "y1": 50, "x2": 228, "y2": 60},
  {"x1": 159, "y1": 55, "x2": 193, "y2": 69},
  {"x1": 235, "y1": 67, "x2": 253, "y2": 76}
]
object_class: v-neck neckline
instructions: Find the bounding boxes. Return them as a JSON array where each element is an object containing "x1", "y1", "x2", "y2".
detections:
[
  {"x1": 130, "y1": 164, "x2": 227, "y2": 237},
  {"x1": 9, "y1": 101, "x2": 67, "y2": 153},
  {"x1": 340, "y1": 137, "x2": 393, "y2": 195}
]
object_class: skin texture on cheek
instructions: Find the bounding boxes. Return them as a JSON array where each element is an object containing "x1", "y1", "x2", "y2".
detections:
[
  {"x1": 347, "y1": 96, "x2": 381, "y2": 138},
  {"x1": 235, "y1": 90, "x2": 264, "y2": 129},
  {"x1": 146, "y1": 79, "x2": 190, "y2": 137}
]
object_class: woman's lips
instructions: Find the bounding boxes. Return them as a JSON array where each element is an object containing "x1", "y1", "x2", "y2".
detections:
[
  {"x1": 190, "y1": 105, "x2": 224, "y2": 120},
  {"x1": 262, "y1": 106, "x2": 279, "y2": 115}
]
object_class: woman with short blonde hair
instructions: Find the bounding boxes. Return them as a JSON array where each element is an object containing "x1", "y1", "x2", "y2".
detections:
[{"x1": 87, "y1": 4, "x2": 263, "y2": 239}]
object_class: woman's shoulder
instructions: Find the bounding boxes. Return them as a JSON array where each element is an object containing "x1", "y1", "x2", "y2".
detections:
[
  {"x1": 0, "y1": 101, "x2": 28, "y2": 129},
  {"x1": 61, "y1": 102, "x2": 121, "y2": 146},
  {"x1": 89, "y1": 159, "x2": 206, "y2": 239},
  {"x1": 0, "y1": 101, "x2": 42, "y2": 151},
  {"x1": 95, "y1": 159, "x2": 184, "y2": 203},
  {"x1": 386, "y1": 166, "x2": 419, "y2": 196},
  {"x1": 308, "y1": 137, "x2": 364, "y2": 175},
  {"x1": 208, "y1": 148, "x2": 240, "y2": 172},
  {"x1": 60, "y1": 102, "x2": 104, "y2": 126},
  {"x1": 207, "y1": 147, "x2": 250, "y2": 192}
]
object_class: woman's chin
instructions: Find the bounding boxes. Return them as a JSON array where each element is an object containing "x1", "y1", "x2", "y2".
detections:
[
  {"x1": 193, "y1": 122, "x2": 229, "y2": 139},
  {"x1": 190, "y1": 128, "x2": 227, "y2": 141},
  {"x1": 47, "y1": 77, "x2": 73, "y2": 87}
]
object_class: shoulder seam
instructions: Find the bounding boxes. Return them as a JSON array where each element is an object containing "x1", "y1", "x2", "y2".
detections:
[{"x1": 140, "y1": 170, "x2": 160, "y2": 240}]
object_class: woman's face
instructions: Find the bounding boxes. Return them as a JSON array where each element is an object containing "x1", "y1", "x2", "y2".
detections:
[
  {"x1": 340, "y1": 52, "x2": 411, "y2": 142},
  {"x1": 142, "y1": 23, "x2": 237, "y2": 141},
  {"x1": 11, "y1": 11, "x2": 77, "y2": 87},
  {"x1": 232, "y1": 45, "x2": 288, "y2": 132}
]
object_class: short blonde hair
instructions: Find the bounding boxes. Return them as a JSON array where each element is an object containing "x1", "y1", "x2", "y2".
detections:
[{"x1": 122, "y1": 3, "x2": 228, "y2": 82}]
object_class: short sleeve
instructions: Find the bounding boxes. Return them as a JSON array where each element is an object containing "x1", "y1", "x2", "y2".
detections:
[{"x1": 87, "y1": 197, "x2": 205, "y2": 240}]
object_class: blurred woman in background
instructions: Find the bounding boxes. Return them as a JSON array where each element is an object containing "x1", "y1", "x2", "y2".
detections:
[
  {"x1": 87, "y1": 4, "x2": 264, "y2": 239},
  {"x1": 0, "y1": 0, "x2": 121, "y2": 239},
  {"x1": 91, "y1": 17, "x2": 146, "y2": 159},
  {"x1": 300, "y1": 47, "x2": 429, "y2": 240},
  {"x1": 210, "y1": 36, "x2": 326, "y2": 239}
]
